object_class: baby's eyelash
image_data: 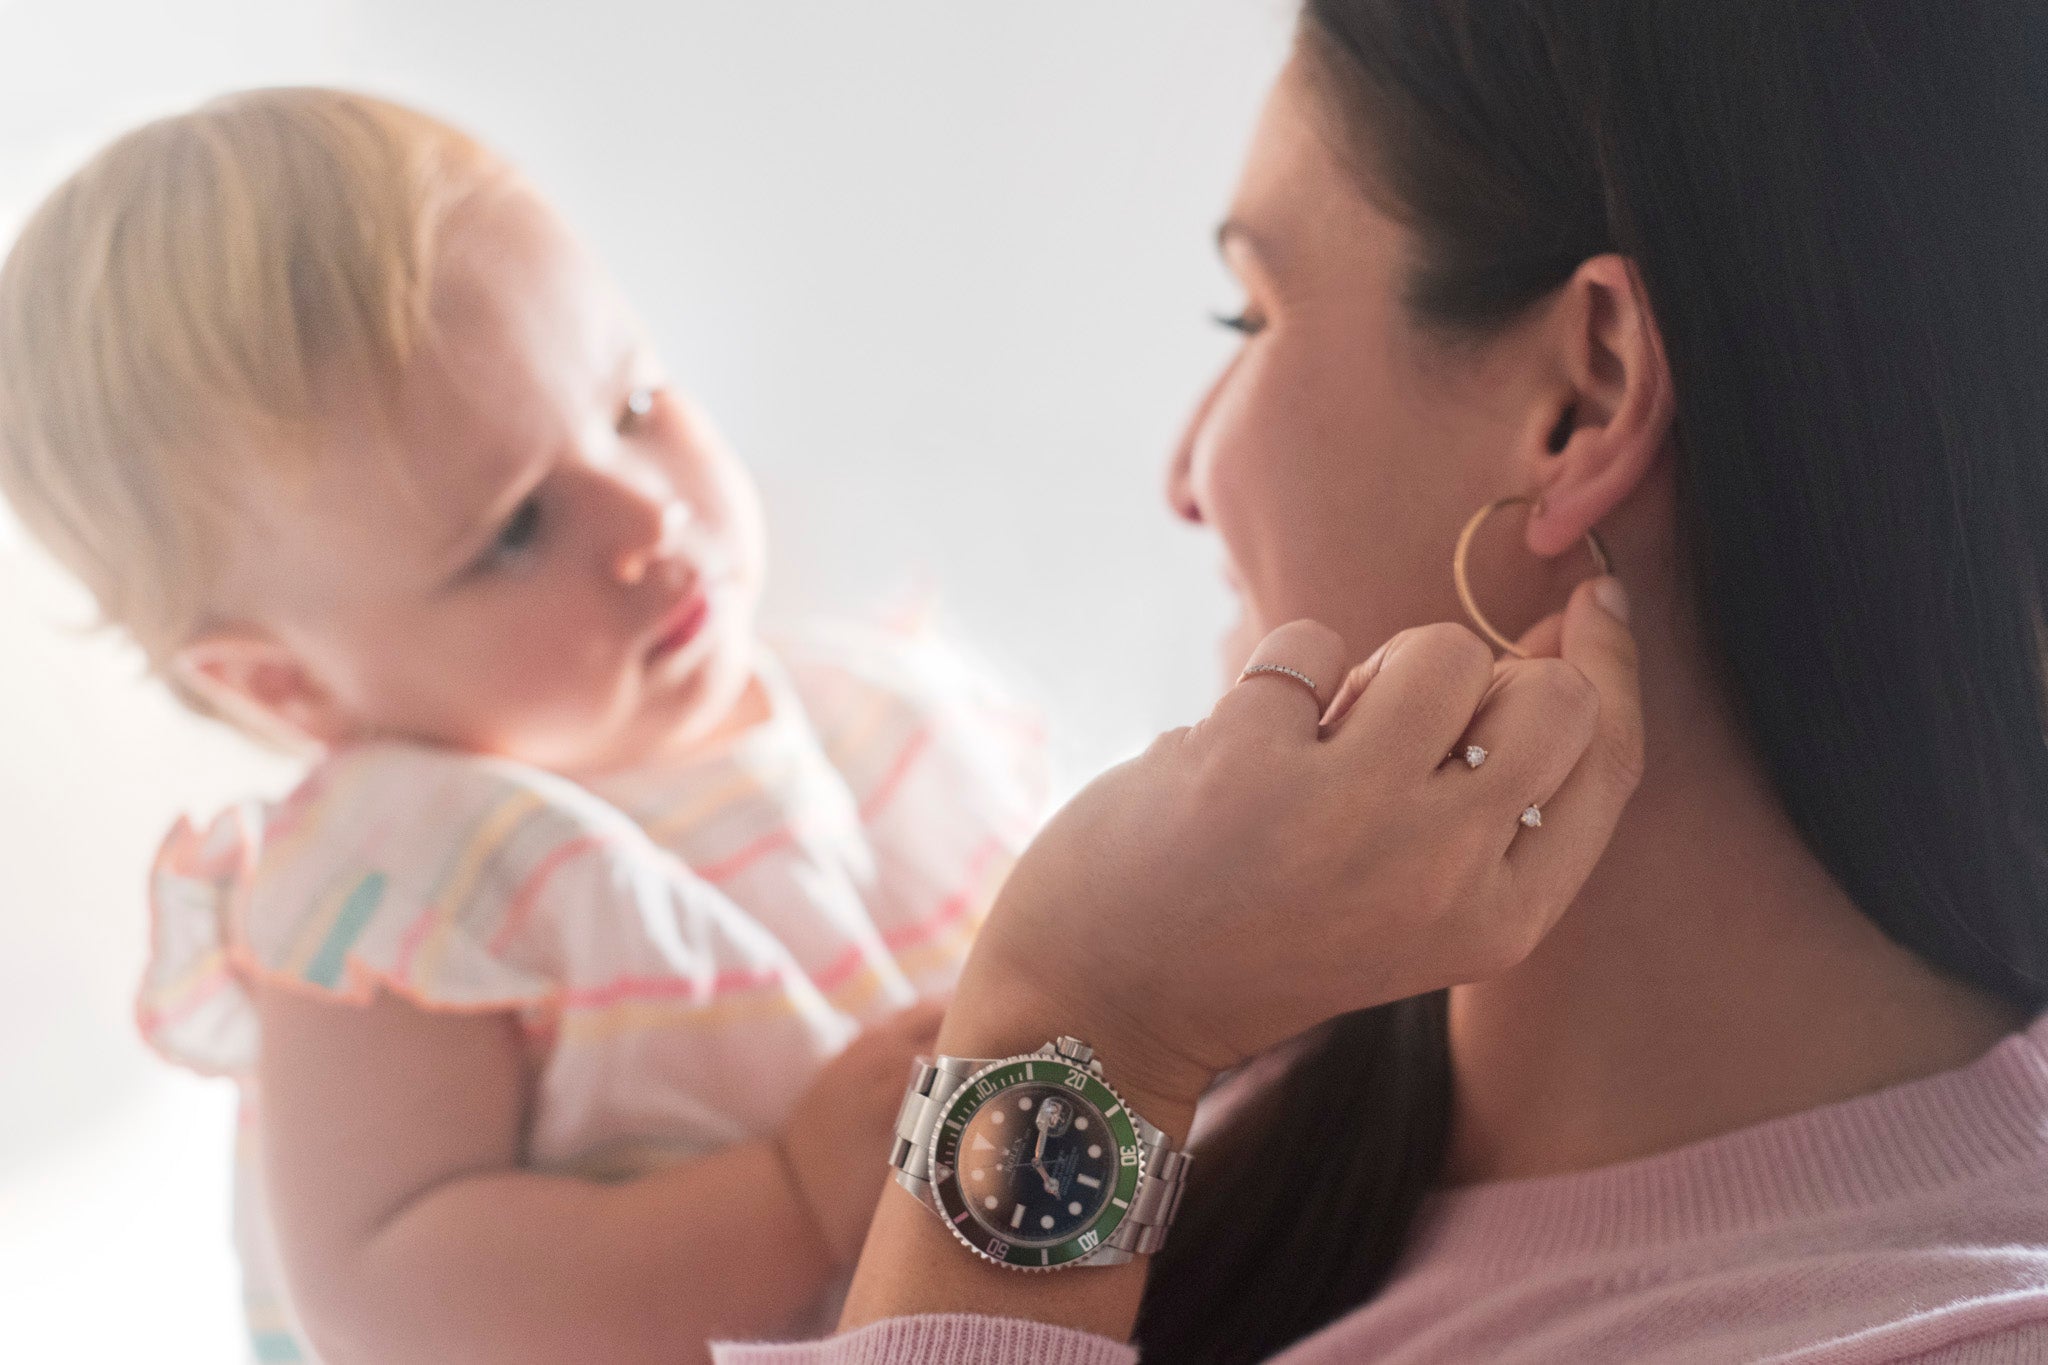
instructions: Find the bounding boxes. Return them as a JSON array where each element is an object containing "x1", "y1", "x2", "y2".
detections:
[{"x1": 478, "y1": 497, "x2": 543, "y2": 571}]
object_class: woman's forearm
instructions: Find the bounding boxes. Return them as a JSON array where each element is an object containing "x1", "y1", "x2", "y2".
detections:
[{"x1": 299, "y1": 1138, "x2": 838, "y2": 1365}]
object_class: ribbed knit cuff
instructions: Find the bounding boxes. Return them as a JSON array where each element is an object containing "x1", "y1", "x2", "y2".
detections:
[{"x1": 712, "y1": 1313, "x2": 1139, "y2": 1365}]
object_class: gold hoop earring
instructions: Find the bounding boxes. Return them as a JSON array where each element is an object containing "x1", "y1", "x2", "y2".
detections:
[{"x1": 1453, "y1": 495, "x2": 1615, "y2": 658}]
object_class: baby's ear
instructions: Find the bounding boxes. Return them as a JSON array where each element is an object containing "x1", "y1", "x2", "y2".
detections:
[{"x1": 172, "y1": 626, "x2": 350, "y2": 749}]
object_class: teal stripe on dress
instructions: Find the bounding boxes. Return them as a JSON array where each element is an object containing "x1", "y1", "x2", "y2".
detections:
[
  {"x1": 303, "y1": 872, "x2": 388, "y2": 989},
  {"x1": 250, "y1": 1330, "x2": 306, "y2": 1362}
]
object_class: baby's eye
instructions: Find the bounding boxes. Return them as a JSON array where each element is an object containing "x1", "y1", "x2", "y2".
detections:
[
  {"x1": 620, "y1": 385, "x2": 662, "y2": 433},
  {"x1": 485, "y1": 497, "x2": 543, "y2": 566}
]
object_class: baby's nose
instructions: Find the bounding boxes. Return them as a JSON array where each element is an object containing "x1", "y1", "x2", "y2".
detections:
[{"x1": 613, "y1": 501, "x2": 694, "y2": 585}]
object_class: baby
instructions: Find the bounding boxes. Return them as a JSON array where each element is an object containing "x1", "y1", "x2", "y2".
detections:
[{"x1": 0, "y1": 90, "x2": 1043, "y2": 1363}]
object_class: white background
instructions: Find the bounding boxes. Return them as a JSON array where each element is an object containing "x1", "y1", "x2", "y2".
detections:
[{"x1": 0, "y1": 1, "x2": 1293, "y2": 1359}]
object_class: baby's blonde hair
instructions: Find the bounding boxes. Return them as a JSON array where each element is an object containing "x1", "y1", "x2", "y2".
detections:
[{"x1": 0, "y1": 87, "x2": 504, "y2": 699}]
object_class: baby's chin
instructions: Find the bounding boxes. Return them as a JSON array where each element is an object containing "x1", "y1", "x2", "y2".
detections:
[
  {"x1": 653, "y1": 628, "x2": 764, "y2": 753},
  {"x1": 501, "y1": 622, "x2": 763, "y2": 781}
]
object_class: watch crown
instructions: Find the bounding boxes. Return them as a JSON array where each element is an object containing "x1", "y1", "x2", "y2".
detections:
[{"x1": 1052, "y1": 1035, "x2": 1094, "y2": 1067}]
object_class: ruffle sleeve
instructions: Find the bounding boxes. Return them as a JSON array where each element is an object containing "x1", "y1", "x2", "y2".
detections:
[{"x1": 136, "y1": 741, "x2": 830, "y2": 1078}]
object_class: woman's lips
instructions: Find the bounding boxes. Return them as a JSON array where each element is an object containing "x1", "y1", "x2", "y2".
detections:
[{"x1": 648, "y1": 589, "x2": 711, "y2": 660}]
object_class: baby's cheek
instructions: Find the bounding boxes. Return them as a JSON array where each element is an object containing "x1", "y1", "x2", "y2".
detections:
[{"x1": 469, "y1": 620, "x2": 616, "y2": 717}]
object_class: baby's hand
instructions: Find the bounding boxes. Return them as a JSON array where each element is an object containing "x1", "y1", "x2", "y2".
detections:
[{"x1": 777, "y1": 997, "x2": 948, "y2": 1266}]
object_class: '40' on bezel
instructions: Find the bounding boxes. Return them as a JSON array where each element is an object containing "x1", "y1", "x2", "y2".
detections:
[{"x1": 928, "y1": 1056, "x2": 1145, "y2": 1270}]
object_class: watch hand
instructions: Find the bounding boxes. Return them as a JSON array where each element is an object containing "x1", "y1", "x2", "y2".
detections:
[{"x1": 1031, "y1": 1123, "x2": 1062, "y2": 1192}]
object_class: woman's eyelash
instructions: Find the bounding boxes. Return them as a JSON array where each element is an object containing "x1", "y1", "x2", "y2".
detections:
[{"x1": 1211, "y1": 310, "x2": 1265, "y2": 336}]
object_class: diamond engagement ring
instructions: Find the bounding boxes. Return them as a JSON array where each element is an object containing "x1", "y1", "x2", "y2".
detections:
[{"x1": 1237, "y1": 663, "x2": 1323, "y2": 708}]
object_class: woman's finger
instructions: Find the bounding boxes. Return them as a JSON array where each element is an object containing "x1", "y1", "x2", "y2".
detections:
[
  {"x1": 1212, "y1": 620, "x2": 1350, "y2": 740},
  {"x1": 1440, "y1": 654, "x2": 1600, "y2": 852},
  {"x1": 1509, "y1": 607, "x2": 1566, "y2": 662},
  {"x1": 1325, "y1": 621, "x2": 1498, "y2": 774},
  {"x1": 1502, "y1": 576, "x2": 1645, "y2": 905}
]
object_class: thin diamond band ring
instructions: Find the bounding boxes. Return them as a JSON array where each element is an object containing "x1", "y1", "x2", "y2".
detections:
[{"x1": 1237, "y1": 663, "x2": 1323, "y2": 708}]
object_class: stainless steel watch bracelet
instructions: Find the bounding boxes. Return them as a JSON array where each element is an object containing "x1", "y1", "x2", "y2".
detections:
[{"x1": 888, "y1": 1035, "x2": 1193, "y2": 1264}]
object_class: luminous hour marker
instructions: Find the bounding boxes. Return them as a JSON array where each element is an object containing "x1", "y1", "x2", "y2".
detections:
[
  {"x1": 1040, "y1": 1214, "x2": 1056, "y2": 1230},
  {"x1": 1074, "y1": 1116, "x2": 1088, "y2": 1131},
  {"x1": 1087, "y1": 1145, "x2": 1102, "y2": 1159},
  {"x1": 973, "y1": 1133, "x2": 996, "y2": 1151},
  {"x1": 1011, "y1": 1204, "x2": 1026, "y2": 1229},
  {"x1": 984, "y1": 1196, "x2": 998, "y2": 1210},
  {"x1": 972, "y1": 1169, "x2": 986, "y2": 1182},
  {"x1": 1019, "y1": 1096, "x2": 1034, "y2": 1110},
  {"x1": 1076, "y1": 1174, "x2": 1101, "y2": 1189},
  {"x1": 992, "y1": 1110, "x2": 1006, "y2": 1125},
  {"x1": 1068, "y1": 1201, "x2": 1083, "y2": 1216}
]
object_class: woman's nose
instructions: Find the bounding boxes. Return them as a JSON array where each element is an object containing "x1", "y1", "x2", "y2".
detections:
[{"x1": 1164, "y1": 414, "x2": 1206, "y2": 526}]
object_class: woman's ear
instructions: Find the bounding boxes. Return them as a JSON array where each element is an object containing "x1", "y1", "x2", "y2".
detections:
[
  {"x1": 172, "y1": 626, "x2": 352, "y2": 748},
  {"x1": 1522, "y1": 253, "x2": 1676, "y2": 560}
]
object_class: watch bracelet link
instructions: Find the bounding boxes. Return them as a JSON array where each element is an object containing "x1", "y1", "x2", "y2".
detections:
[{"x1": 887, "y1": 1039, "x2": 1193, "y2": 1260}]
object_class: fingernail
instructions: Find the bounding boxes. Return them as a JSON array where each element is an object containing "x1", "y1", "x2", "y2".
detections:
[{"x1": 1592, "y1": 576, "x2": 1630, "y2": 625}]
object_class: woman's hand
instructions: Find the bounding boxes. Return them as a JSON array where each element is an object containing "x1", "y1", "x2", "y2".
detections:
[
  {"x1": 839, "y1": 577, "x2": 1640, "y2": 1339},
  {"x1": 946, "y1": 575, "x2": 1643, "y2": 1131}
]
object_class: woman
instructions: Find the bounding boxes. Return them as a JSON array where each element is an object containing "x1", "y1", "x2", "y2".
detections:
[{"x1": 720, "y1": 1, "x2": 2048, "y2": 1360}]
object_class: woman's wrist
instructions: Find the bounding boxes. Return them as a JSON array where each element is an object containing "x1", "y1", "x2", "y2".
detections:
[
  {"x1": 936, "y1": 946, "x2": 1209, "y2": 1146},
  {"x1": 836, "y1": 950, "x2": 1206, "y2": 1338}
]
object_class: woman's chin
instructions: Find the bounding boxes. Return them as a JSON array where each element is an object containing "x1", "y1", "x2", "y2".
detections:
[{"x1": 1219, "y1": 615, "x2": 1266, "y2": 689}]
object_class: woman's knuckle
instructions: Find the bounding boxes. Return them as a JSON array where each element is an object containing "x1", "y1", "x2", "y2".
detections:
[
  {"x1": 1414, "y1": 621, "x2": 1492, "y2": 675},
  {"x1": 1280, "y1": 618, "x2": 1345, "y2": 656}
]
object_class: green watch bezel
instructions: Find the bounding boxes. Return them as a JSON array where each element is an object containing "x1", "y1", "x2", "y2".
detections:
[{"x1": 928, "y1": 1054, "x2": 1146, "y2": 1270}]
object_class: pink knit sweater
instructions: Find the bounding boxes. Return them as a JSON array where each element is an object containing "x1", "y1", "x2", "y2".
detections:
[{"x1": 717, "y1": 1009, "x2": 2048, "y2": 1363}]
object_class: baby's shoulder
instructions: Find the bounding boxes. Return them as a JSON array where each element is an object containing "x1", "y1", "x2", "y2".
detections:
[
  {"x1": 301, "y1": 741, "x2": 647, "y2": 853},
  {"x1": 140, "y1": 743, "x2": 678, "y2": 1071}
]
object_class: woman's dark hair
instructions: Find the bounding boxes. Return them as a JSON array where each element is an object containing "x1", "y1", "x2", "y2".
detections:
[{"x1": 1137, "y1": 3, "x2": 2048, "y2": 1359}]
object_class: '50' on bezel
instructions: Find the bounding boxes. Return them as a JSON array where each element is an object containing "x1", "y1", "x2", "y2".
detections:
[{"x1": 928, "y1": 1056, "x2": 1145, "y2": 1270}]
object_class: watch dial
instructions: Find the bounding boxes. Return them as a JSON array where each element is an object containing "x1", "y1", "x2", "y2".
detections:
[{"x1": 957, "y1": 1084, "x2": 1117, "y2": 1247}]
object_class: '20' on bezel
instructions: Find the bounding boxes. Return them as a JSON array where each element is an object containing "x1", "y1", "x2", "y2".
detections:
[{"x1": 928, "y1": 1056, "x2": 1146, "y2": 1270}]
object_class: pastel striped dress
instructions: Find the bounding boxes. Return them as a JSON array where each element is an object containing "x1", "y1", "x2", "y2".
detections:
[{"x1": 136, "y1": 623, "x2": 1047, "y2": 1364}]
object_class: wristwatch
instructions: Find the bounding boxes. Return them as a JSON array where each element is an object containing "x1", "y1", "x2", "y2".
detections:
[{"x1": 889, "y1": 1035, "x2": 1192, "y2": 1271}]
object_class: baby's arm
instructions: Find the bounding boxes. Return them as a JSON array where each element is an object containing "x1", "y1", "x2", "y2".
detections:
[{"x1": 254, "y1": 982, "x2": 941, "y2": 1365}]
